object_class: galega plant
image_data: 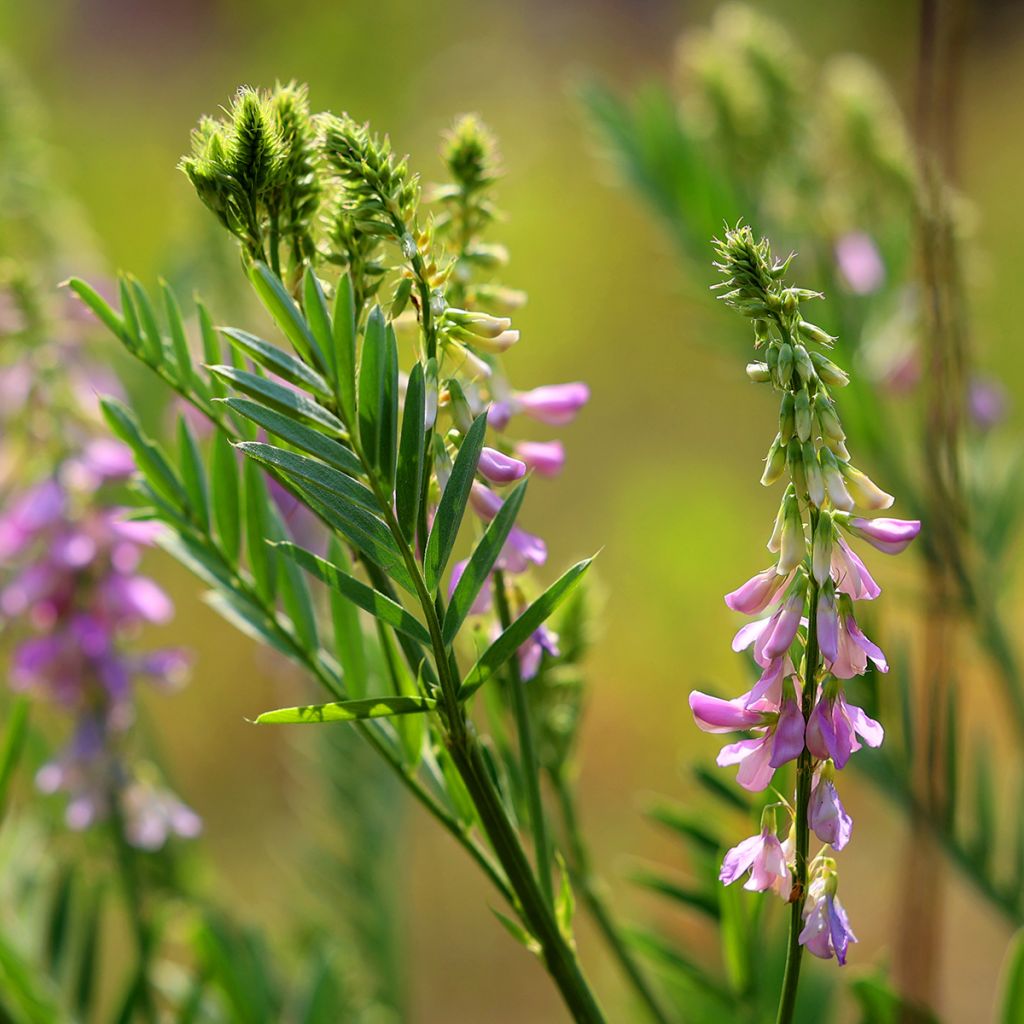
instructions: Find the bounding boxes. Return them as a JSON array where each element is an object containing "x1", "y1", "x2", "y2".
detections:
[
  {"x1": 70, "y1": 84, "x2": 614, "y2": 1020},
  {"x1": 690, "y1": 225, "x2": 919, "y2": 1021}
]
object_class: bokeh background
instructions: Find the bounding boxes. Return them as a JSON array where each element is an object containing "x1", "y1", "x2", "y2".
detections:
[{"x1": 2, "y1": 0, "x2": 1023, "y2": 1020}]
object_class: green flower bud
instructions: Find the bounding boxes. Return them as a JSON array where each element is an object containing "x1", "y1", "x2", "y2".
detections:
[
  {"x1": 793, "y1": 344, "x2": 816, "y2": 385},
  {"x1": 761, "y1": 433, "x2": 787, "y2": 487},
  {"x1": 809, "y1": 351, "x2": 850, "y2": 387},
  {"x1": 812, "y1": 510, "x2": 833, "y2": 585},
  {"x1": 819, "y1": 447, "x2": 853, "y2": 511},
  {"x1": 840, "y1": 462, "x2": 895, "y2": 510},
  {"x1": 786, "y1": 438, "x2": 808, "y2": 499},
  {"x1": 754, "y1": 319, "x2": 770, "y2": 346},
  {"x1": 777, "y1": 343, "x2": 794, "y2": 387},
  {"x1": 767, "y1": 484, "x2": 795, "y2": 553},
  {"x1": 779, "y1": 391, "x2": 796, "y2": 443},
  {"x1": 795, "y1": 388, "x2": 812, "y2": 442},
  {"x1": 803, "y1": 441, "x2": 825, "y2": 507},
  {"x1": 778, "y1": 491, "x2": 806, "y2": 575},
  {"x1": 813, "y1": 393, "x2": 845, "y2": 442},
  {"x1": 746, "y1": 361, "x2": 771, "y2": 383},
  {"x1": 766, "y1": 343, "x2": 780, "y2": 375},
  {"x1": 798, "y1": 320, "x2": 837, "y2": 348}
]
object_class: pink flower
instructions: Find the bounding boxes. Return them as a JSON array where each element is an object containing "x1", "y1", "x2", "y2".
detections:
[
  {"x1": 719, "y1": 826, "x2": 792, "y2": 898},
  {"x1": 515, "y1": 440, "x2": 565, "y2": 477},
  {"x1": 806, "y1": 690, "x2": 883, "y2": 769},
  {"x1": 843, "y1": 516, "x2": 921, "y2": 556},
  {"x1": 715, "y1": 697, "x2": 804, "y2": 791},
  {"x1": 489, "y1": 383, "x2": 590, "y2": 429},
  {"x1": 799, "y1": 875, "x2": 857, "y2": 965},
  {"x1": 835, "y1": 232, "x2": 884, "y2": 295},
  {"x1": 725, "y1": 566, "x2": 791, "y2": 615},
  {"x1": 808, "y1": 774, "x2": 853, "y2": 850},
  {"x1": 831, "y1": 536, "x2": 880, "y2": 601},
  {"x1": 689, "y1": 691, "x2": 764, "y2": 733},
  {"x1": 478, "y1": 447, "x2": 527, "y2": 484},
  {"x1": 830, "y1": 611, "x2": 888, "y2": 679}
]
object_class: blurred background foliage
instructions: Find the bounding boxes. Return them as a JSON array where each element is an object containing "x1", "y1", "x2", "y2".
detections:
[{"x1": 1, "y1": 0, "x2": 1023, "y2": 1021}]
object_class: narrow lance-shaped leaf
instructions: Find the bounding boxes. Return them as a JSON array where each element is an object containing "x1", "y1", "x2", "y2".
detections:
[
  {"x1": 197, "y1": 298, "x2": 227, "y2": 400},
  {"x1": 358, "y1": 306, "x2": 387, "y2": 477},
  {"x1": 65, "y1": 277, "x2": 128, "y2": 347},
  {"x1": 220, "y1": 327, "x2": 332, "y2": 398},
  {"x1": 379, "y1": 322, "x2": 399, "y2": 490},
  {"x1": 327, "y1": 537, "x2": 368, "y2": 698},
  {"x1": 460, "y1": 557, "x2": 595, "y2": 698},
  {"x1": 210, "y1": 431, "x2": 241, "y2": 561},
  {"x1": 303, "y1": 269, "x2": 335, "y2": 384},
  {"x1": 208, "y1": 365, "x2": 345, "y2": 437},
  {"x1": 332, "y1": 273, "x2": 357, "y2": 427},
  {"x1": 424, "y1": 414, "x2": 488, "y2": 594},
  {"x1": 161, "y1": 280, "x2": 194, "y2": 389},
  {"x1": 395, "y1": 360, "x2": 425, "y2": 545},
  {"x1": 443, "y1": 478, "x2": 527, "y2": 644},
  {"x1": 270, "y1": 507, "x2": 319, "y2": 654},
  {"x1": 248, "y1": 261, "x2": 327, "y2": 372},
  {"x1": 255, "y1": 695, "x2": 437, "y2": 725},
  {"x1": 0, "y1": 698, "x2": 29, "y2": 823},
  {"x1": 276, "y1": 541, "x2": 430, "y2": 645},
  {"x1": 100, "y1": 397, "x2": 188, "y2": 509},
  {"x1": 236, "y1": 441, "x2": 378, "y2": 514},
  {"x1": 176, "y1": 416, "x2": 210, "y2": 531},
  {"x1": 243, "y1": 458, "x2": 275, "y2": 602},
  {"x1": 220, "y1": 397, "x2": 362, "y2": 478},
  {"x1": 129, "y1": 276, "x2": 168, "y2": 366}
]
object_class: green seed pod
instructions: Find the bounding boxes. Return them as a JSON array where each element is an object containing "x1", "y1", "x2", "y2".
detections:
[
  {"x1": 795, "y1": 388, "x2": 812, "y2": 442},
  {"x1": 746, "y1": 361, "x2": 771, "y2": 383},
  {"x1": 810, "y1": 351, "x2": 850, "y2": 387},
  {"x1": 777, "y1": 343, "x2": 794, "y2": 387},
  {"x1": 761, "y1": 433, "x2": 787, "y2": 487},
  {"x1": 779, "y1": 391, "x2": 796, "y2": 444}
]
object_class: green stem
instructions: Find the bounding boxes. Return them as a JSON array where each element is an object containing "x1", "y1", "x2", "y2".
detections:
[
  {"x1": 776, "y1": 511, "x2": 821, "y2": 1024},
  {"x1": 553, "y1": 773, "x2": 675, "y2": 1024},
  {"x1": 494, "y1": 570, "x2": 554, "y2": 907}
]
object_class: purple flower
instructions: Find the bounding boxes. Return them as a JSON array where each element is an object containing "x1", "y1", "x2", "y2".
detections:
[
  {"x1": 447, "y1": 559, "x2": 494, "y2": 616},
  {"x1": 806, "y1": 690, "x2": 883, "y2": 769},
  {"x1": 689, "y1": 691, "x2": 764, "y2": 733},
  {"x1": 469, "y1": 483, "x2": 547, "y2": 572},
  {"x1": 835, "y1": 232, "x2": 885, "y2": 296},
  {"x1": 724, "y1": 566, "x2": 790, "y2": 615},
  {"x1": 515, "y1": 440, "x2": 565, "y2": 477},
  {"x1": 719, "y1": 826, "x2": 792, "y2": 898},
  {"x1": 478, "y1": 446, "x2": 527, "y2": 484},
  {"x1": 830, "y1": 536, "x2": 880, "y2": 601},
  {"x1": 715, "y1": 696, "x2": 804, "y2": 791},
  {"x1": 488, "y1": 382, "x2": 589, "y2": 430},
  {"x1": 830, "y1": 611, "x2": 888, "y2": 679},
  {"x1": 0, "y1": 480, "x2": 65, "y2": 559},
  {"x1": 799, "y1": 875, "x2": 857, "y2": 965},
  {"x1": 968, "y1": 375, "x2": 1008, "y2": 431},
  {"x1": 816, "y1": 586, "x2": 839, "y2": 664},
  {"x1": 808, "y1": 774, "x2": 853, "y2": 850},
  {"x1": 842, "y1": 516, "x2": 921, "y2": 556},
  {"x1": 122, "y1": 781, "x2": 202, "y2": 850},
  {"x1": 518, "y1": 624, "x2": 559, "y2": 680}
]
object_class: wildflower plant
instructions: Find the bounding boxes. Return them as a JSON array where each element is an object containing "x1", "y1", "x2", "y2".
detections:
[
  {"x1": 689, "y1": 224, "x2": 919, "y2": 1019},
  {"x1": 68, "y1": 83, "x2": 628, "y2": 1021}
]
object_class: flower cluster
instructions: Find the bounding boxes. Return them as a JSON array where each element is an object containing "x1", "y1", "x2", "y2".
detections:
[
  {"x1": 689, "y1": 225, "x2": 919, "y2": 964},
  {"x1": 0, "y1": 280, "x2": 198, "y2": 849}
]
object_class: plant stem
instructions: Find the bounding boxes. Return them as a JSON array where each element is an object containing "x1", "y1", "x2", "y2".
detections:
[
  {"x1": 494, "y1": 569, "x2": 554, "y2": 906},
  {"x1": 553, "y1": 772, "x2": 675, "y2": 1024},
  {"x1": 776, "y1": 511, "x2": 821, "y2": 1024}
]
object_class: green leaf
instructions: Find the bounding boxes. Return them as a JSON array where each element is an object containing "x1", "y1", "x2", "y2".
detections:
[
  {"x1": 443, "y1": 478, "x2": 526, "y2": 644},
  {"x1": 300, "y1": 480, "x2": 415, "y2": 594},
  {"x1": 490, "y1": 909, "x2": 541, "y2": 957},
  {"x1": 71, "y1": 883, "x2": 103, "y2": 1019},
  {"x1": 327, "y1": 538, "x2": 367, "y2": 698},
  {"x1": 0, "y1": 933, "x2": 62, "y2": 1024},
  {"x1": 332, "y1": 273, "x2": 357, "y2": 426},
  {"x1": 220, "y1": 327, "x2": 331, "y2": 398},
  {"x1": 555, "y1": 854, "x2": 576, "y2": 942},
  {"x1": 197, "y1": 298, "x2": 226, "y2": 398},
  {"x1": 243, "y1": 458, "x2": 275, "y2": 601},
  {"x1": 220, "y1": 396, "x2": 362, "y2": 478},
  {"x1": 161, "y1": 279, "x2": 194, "y2": 388},
  {"x1": 379, "y1": 323, "x2": 399, "y2": 489},
  {"x1": 460, "y1": 557, "x2": 594, "y2": 698},
  {"x1": 211, "y1": 431, "x2": 241, "y2": 561},
  {"x1": 176, "y1": 416, "x2": 210, "y2": 531},
  {"x1": 236, "y1": 441, "x2": 377, "y2": 513},
  {"x1": 129, "y1": 276, "x2": 167, "y2": 365},
  {"x1": 208, "y1": 364, "x2": 345, "y2": 436},
  {"x1": 396, "y1": 360, "x2": 425, "y2": 545},
  {"x1": 303, "y1": 269, "x2": 335, "y2": 382},
  {"x1": 424, "y1": 413, "x2": 488, "y2": 593},
  {"x1": 0, "y1": 698, "x2": 29, "y2": 822},
  {"x1": 277, "y1": 539, "x2": 319, "y2": 654},
  {"x1": 255, "y1": 695, "x2": 437, "y2": 725},
  {"x1": 44, "y1": 866, "x2": 74, "y2": 972},
  {"x1": 276, "y1": 541, "x2": 430, "y2": 645},
  {"x1": 358, "y1": 306, "x2": 387, "y2": 476},
  {"x1": 204, "y1": 590, "x2": 294, "y2": 660},
  {"x1": 999, "y1": 929, "x2": 1024, "y2": 1024},
  {"x1": 248, "y1": 261, "x2": 326, "y2": 372},
  {"x1": 100, "y1": 397, "x2": 187, "y2": 509},
  {"x1": 65, "y1": 277, "x2": 128, "y2": 346}
]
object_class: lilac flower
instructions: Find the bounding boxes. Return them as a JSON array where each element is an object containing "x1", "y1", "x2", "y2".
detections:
[
  {"x1": 816, "y1": 585, "x2": 839, "y2": 664},
  {"x1": 447, "y1": 559, "x2": 494, "y2": 617},
  {"x1": 714, "y1": 697, "x2": 804, "y2": 791},
  {"x1": 478, "y1": 446, "x2": 527, "y2": 484},
  {"x1": 720, "y1": 825, "x2": 792, "y2": 898},
  {"x1": 968, "y1": 375, "x2": 1008, "y2": 431},
  {"x1": 799, "y1": 874, "x2": 857, "y2": 965},
  {"x1": 122, "y1": 780, "x2": 202, "y2": 850},
  {"x1": 724, "y1": 566, "x2": 791, "y2": 615},
  {"x1": 487, "y1": 382, "x2": 589, "y2": 430},
  {"x1": 808, "y1": 772, "x2": 853, "y2": 850},
  {"x1": 806, "y1": 689, "x2": 883, "y2": 769},
  {"x1": 841, "y1": 516, "x2": 921, "y2": 556},
  {"x1": 689, "y1": 691, "x2": 765, "y2": 733},
  {"x1": 830, "y1": 608, "x2": 888, "y2": 679},
  {"x1": 469, "y1": 482, "x2": 547, "y2": 572},
  {"x1": 518, "y1": 624, "x2": 559, "y2": 680},
  {"x1": 515, "y1": 440, "x2": 565, "y2": 477},
  {"x1": 830, "y1": 536, "x2": 881, "y2": 601},
  {"x1": 835, "y1": 232, "x2": 885, "y2": 295}
]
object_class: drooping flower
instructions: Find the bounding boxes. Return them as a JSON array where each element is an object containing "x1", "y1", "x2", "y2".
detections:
[
  {"x1": 799, "y1": 872, "x2": 857, "y2": 965},
  {"x1": 805, "y1": 688, "x2": 883, "y2": 769},
  {"x1": 515, "y1": 440, "x2": 565, "y2": 477},
  {"x1": 488, "y1": 382, "x2": 589, "y2": 430},
  {"x1": 719, "y1": 823, "x2": 792, "y2": 899},
  {"x1": 808, "y1": 770, "x2": 853, "y2": 850},
  {"x1": 478, "y1": 446, "x2": 527, "y2": 484},
  {"x1": 840, "y1": 515, "x2": 921, "y2": 555}
]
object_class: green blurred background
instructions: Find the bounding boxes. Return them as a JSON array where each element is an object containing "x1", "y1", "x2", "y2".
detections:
[{"x1": 2, "y1": 0, "x2": 1023, "y2": 1020}]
